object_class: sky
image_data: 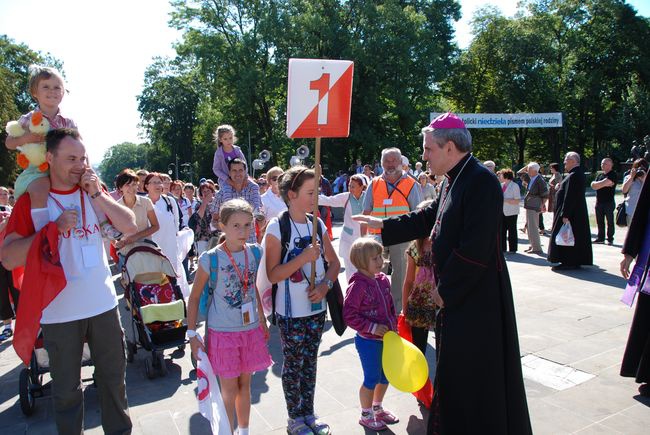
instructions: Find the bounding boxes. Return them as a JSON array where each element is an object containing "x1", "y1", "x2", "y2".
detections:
[{"x1": 1, "y1": 0, "x2": 648, "y2": 164}]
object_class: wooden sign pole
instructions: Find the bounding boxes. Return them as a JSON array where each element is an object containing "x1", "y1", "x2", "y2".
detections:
[{"x1": 309, "y1": 137, "x2": 322, "y2": 289}]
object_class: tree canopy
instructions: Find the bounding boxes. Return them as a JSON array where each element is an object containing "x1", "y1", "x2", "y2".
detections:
[
  {"x1": 443, "y1": 0, "x2": 650, "y2": 169},
  {"x1": 135, "y1": 0, "x2": 461, "y2": 178}
]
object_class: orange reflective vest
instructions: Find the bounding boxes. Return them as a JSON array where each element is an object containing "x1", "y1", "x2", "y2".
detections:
[{"x1": 369, "y1": 176, "x2": 417, "y2": 234}]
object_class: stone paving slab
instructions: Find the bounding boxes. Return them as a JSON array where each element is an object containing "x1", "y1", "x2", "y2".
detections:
[{"x1": 0, "y1": 193, "x2": 649, "y2": 434}]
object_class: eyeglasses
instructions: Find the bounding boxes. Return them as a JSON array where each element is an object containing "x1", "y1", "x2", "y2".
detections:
[{"x1": 270, "y1": 174, "x2": 283, "y2": 182}]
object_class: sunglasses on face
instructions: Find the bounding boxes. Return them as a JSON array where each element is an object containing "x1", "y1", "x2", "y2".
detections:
[{"x1": 270, "y1": 175, "x2": 283, "y2": 182}]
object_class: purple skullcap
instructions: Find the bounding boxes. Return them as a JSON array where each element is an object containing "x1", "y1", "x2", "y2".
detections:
[{"x1": 428, "y1": 112, "x2": 466, "y2": 129}]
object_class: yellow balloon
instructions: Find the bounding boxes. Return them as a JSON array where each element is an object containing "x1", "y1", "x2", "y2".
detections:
[{"x1": 382, "y1": 331, "x2": 429, "y2": 393}]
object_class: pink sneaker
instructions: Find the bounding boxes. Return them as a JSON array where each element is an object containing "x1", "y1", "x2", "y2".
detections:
[
  {"x1": 374, "y1": 408, "x2": 399, "y2": 424},
  {"x1": 359, "y1": 416, "x2": 387, "y2": 431}
]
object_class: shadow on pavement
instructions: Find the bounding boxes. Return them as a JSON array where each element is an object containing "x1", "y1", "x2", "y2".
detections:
[
  {"x1": 548, "y1": 265, "x2": 627, "y2": 287},
  {"x1": 634, "y1": 393, "x2": 650, "y2": 408},
  {"x1": 504, "y1": 253, "x2": 550, "y2": 267},
  {"x1": 319, "y1": 337, "x2": 354, "y2": 357}
]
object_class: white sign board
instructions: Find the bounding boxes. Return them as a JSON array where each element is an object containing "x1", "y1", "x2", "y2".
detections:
[
  {"x1": 287, "y1": 59, "x2": 354, "y2": 138},
  {"x1": 429, "y1": 112, "x2": 563, "y2": 128}
]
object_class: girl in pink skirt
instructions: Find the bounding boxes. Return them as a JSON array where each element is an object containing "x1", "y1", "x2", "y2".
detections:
[{"x1": 187, "y1": 199, "x2": 272, "y2": 435}]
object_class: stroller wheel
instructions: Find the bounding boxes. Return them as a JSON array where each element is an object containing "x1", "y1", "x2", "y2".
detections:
[
  {"x1": 177, "y1": 344, "x2": 186, "y2": 351},
  {"x1": 19, "y1": 368, "x2": 36, "y2": 416},
  {"x1": 126, "y1": 341, "x2": 136, "y2": 363},
  {"x1": 144, "y1": 357, "x2": 156, "y2": 380},
  {"x1": 156, "y1": 352, "x2": 168, "y2": 377}
]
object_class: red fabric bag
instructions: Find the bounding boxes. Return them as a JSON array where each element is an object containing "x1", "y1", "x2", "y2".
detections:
[{"x1": 396, "y1": 314, "x2": 434, "y2": 409}]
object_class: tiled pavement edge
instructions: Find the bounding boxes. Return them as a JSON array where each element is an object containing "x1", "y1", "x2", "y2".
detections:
[{"x1": 1, "y1": 193, "x2": 649, "y2": 434}]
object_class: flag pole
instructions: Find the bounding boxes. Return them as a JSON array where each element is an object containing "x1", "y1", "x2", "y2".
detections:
[{"x1": 310, "y1": 137, "x2": 322, "y2": 289}]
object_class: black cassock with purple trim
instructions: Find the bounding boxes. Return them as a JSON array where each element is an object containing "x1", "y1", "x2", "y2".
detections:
[{"x1": 382, "y1": 153, "x2": 532, "y2": 435}]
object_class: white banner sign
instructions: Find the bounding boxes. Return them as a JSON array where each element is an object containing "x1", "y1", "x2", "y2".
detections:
[{"x1": 429, "y1": 112, "x2": 563, "y2": 128}]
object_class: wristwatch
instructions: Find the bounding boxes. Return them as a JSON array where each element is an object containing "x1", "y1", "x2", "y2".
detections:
[
  {"x1": 90, "y1": 190, "x2": 102, "y2": 199},
  {"x1": 186, "y1": 329, "x2": 198, "y2": 339},
  {"x1": 323, "y1": 278, "x2": 334, "y2": 289}
]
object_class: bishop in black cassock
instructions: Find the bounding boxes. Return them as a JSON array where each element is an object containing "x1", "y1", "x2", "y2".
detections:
[{"x1": 356, "y1": 113, "x2": 532, "y2": 435}]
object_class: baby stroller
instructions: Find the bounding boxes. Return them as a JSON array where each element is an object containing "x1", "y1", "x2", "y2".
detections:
[
  {"x1": 121, "y1": 242, "x2": 188, "y2": 379},
  {"x1": 19, "y1": 331, "x2": 93, "y2": 416}
]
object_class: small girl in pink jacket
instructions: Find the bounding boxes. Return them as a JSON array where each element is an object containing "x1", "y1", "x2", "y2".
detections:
[{"x1": 343, "y1": 237, "x2": 398, "y2": 431}]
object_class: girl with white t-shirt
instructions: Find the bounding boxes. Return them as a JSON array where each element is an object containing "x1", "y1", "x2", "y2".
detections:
[{"x1": 264, "y1": 166, "x2": 340, "y2": 435}]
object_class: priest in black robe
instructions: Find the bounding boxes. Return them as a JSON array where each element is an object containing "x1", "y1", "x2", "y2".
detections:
[
  {"x1": 548, "y1": 152, "x2": 593, "y2": 270},
  {"x1": 355, "y1": 113, "x2": 531, "y2": 435},
  {"x1": 619, "y1": 174, "x2": 650, "y2": 396}
]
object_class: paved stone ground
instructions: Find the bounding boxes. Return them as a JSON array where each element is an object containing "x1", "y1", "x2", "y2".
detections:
[{"x1": 1, "y1": 193, "x2": 648, "y2": 434}]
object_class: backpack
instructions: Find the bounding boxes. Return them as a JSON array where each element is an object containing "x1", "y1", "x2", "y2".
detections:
[
  {"x1": 199, "y1": 243, "x2": 263, "y2": 317},
  {"x1": 269, "y1": 211, "x2": 346, "y2": 337},
  {"x1": 269, "y1": 211, "x2": 316, "y2": 325},
  {"x1": 161, "y1": 194, "x2": 184, "y2": 231}
]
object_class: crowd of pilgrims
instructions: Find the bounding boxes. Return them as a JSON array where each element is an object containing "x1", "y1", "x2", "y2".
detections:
[{"x1": 0, "y1": 61, "x2": 647, "y2": 435}]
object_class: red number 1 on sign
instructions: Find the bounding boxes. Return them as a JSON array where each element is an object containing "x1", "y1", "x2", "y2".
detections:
[{"x1": 309, "y1": 73, "x2": 330, "y2": 125}]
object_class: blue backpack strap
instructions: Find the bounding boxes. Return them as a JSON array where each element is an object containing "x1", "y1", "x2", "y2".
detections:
[
  {"x1": 249, "y1": 244, "x2": 262, "y2": 269},
  {"x1": 199, "y1": 249, "x2": 219, "y2": 316},
  {"x1": 270, "y1": 211, "x2": 292, "y2": 325}
]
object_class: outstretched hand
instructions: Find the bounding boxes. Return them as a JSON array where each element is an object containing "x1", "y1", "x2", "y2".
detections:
[{"x1": 352, "y1": 214, "x2": 384, "y2": 229}]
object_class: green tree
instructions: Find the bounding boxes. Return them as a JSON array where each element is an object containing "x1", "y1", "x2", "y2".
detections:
[
  {"x1": 137, "y1": 58, "x2": 200, "y2": 176},
  {"x1": 97, "y1": 142, "x2": 148, "y2": 187},
  {"x1": 149, "y1": 0, "x2": 461, "y2": 178},
  {"x1": 443, "y1": 0, "x2": 650, "y2": 170}
]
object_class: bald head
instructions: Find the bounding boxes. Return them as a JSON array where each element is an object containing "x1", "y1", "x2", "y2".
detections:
[{"x1": 601, "y1": 158, "x2": 613, "y2": 173}]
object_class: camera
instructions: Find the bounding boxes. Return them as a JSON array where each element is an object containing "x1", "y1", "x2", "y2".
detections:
[{"x1": 636, "y1": 169, "x2": 646, "y2": 178}]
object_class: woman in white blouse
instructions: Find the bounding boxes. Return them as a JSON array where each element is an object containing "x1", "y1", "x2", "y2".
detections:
[
  {"x1": 145, "y1": 172, "x2": 190, "y2": 296},
  {"x1": 499, "y1": 168, "x2": 521, "y2": 253},
  {"x1": 317, "y1": 173, "x2": 369, "y2": 281}
]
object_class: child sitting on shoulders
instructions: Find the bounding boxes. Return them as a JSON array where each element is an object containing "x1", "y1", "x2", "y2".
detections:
[
  {"x1": 343, "y1": 237, "x2": 399, "y2": 431},
  {"x1": 5, "y1": 65, "x2": 120, "y2": 238},
  {"x1": 212, "y1": 124, "x2": 246, "y2": 188}
]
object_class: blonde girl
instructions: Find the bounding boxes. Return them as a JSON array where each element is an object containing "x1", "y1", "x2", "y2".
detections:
[
  {"x1": 343, "y1": 237, "x2": 399, "y2": 431},
  {"x1": 187, "y1": 199, "x2": 271, "y2": 435},
  {"x1": 212, "y1": 124, "x2": 247, "y2": 187},
  {"x1": 5, "y1": 65, "x2": 76, "y2": 232}
]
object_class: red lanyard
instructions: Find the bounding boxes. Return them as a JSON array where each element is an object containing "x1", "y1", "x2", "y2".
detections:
[
  {"x1": 223, "y1": 244, "x2": 249, "y2": 295},
  {"x1": 49, "y1": 189, "x2": 87, "y2": 239}
]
